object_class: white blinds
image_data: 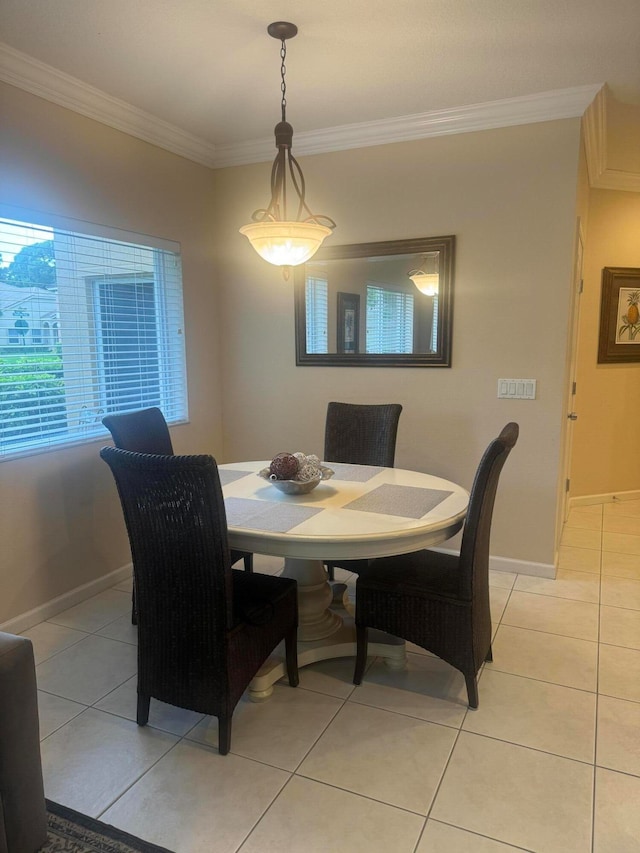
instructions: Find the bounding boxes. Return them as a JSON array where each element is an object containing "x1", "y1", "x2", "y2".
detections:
[
  {"x1": 366, "y1": 284, "x2": 414, "y2": 354},
  {"x1": 431, "y1": 295, "x2": 439, "y2": 352},
  {"x1": 305, "y1": 276, "x2": 328, "y2": 354},
  {"x1": 0, "y1": 216, "x2": 187, "y2": 459}
]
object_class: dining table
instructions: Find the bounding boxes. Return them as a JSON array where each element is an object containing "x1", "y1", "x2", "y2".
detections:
[{"x1": 219, "y1": 460, "x2": 469, "y2": 700}]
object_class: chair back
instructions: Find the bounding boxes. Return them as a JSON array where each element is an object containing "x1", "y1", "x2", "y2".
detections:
[
  {"x1": 102, "y1": 407, "x2": 174, "y2": 455},
  {"x1": 100, "y1": 447, "x2": 233, "y2": 702},
  {"x1": 324, "y1": 402, "x2": 402, "y2": 468},
  {"x1": 458, "y1": 422, "x2": 519, "y2": 600}
]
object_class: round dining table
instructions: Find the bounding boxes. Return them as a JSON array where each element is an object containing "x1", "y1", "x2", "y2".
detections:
[{"x1": 218, "y1": 460, "x2": 469, "y2": 700}]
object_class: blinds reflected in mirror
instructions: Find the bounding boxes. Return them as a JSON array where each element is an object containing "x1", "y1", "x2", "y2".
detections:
[
  {"x1": 366, "y1": 285, "x2": 414, "y2": 354},
  {"x1": 305, "y1": 275, "x2": 328, "y2": 354}
]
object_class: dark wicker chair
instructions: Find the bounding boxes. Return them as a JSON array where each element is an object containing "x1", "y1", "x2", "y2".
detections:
[
  {"x1": 103, "y1": 408, "x2": 254, "y2": 624},
  {"x1": 353, "y1": 422, "x2": 519, "y2": 709},
  {"x1": 102, "y1": 407, "x2": 175, "y2": 457},
  {"x1": 323, "y1": 402, "x2": 402, "y2": 581},
  {"x1": 100, "y1": 447, "x2": 299, "y2": 755}
]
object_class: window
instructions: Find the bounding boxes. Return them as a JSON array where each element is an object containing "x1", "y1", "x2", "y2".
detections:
[
  {"x1": 0, "y1": 214, "x2": 187, "y2": 459},
  {"x1": 305, "y1": 276, "x2": 328, "y2": 354},
  {"x1": 94, "y1": 277, "x2": 161, "y2": 412},
  {"x1": 366, "y1": 284, "x2": 414, "y2": 354}
]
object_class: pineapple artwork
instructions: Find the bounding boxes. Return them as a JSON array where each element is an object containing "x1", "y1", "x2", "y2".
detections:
[{"x1": 617, "y1": 289, "x2": 640, "y2": 343}]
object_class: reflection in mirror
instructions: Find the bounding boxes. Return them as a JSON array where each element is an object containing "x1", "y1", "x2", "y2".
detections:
[{"x1": 294, "y1": 236, "x2": 454, "y2": 366}]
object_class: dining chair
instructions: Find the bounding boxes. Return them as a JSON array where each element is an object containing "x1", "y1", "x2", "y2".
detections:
[
  {"x1": 353, "y1": 422, "x2": 519, "y2": 709},
  {"x1": 102, "y1": 407, "x2": 254, "y2": 624},
  {"x1": 100, "y1": 447, "x2": 299, "y2": 755},
  {"x1": 323, "y1": 401, "x2": 403, "y2": 581}
]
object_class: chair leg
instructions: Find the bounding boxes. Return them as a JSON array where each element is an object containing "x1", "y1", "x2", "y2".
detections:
[
  {"x1": 465, "y1": 672, "x2": 479, "y2": 709},
  {"x1": 137, "y1": 692, "x2": 150, "y2": 726},
  {"x1": 285, "y1": 627, "x2": 299, "y2": 687},
  {"x1": 353, "y1": 624, "x2": 368, "y2": 684},
  {"x1": 326, "y1": 563, "x2": 335, "y2": 582},
  {"x1": 218, "y1": 715, "x2": 232, "y2": 755},
  {"x1": 131, "y1": 585, "x2": 137, "y2": 626},
  {"x1": 485, "y1": 645, "x2": 493, "y2": 662},
  {"x1": 244, "y1": 553, "x2": 253, "y2": 573}
]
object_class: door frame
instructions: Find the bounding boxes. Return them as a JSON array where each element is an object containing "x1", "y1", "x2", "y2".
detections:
[{"x1": 556, "y1": 217, "x2": 585, "y2": 546}]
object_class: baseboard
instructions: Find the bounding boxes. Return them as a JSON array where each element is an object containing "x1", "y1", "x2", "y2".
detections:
[
  {"x1": 0, "y1": 563, "x2": 133, "y2": 636},
  {"x1": 431, "y1": 547, "x2": 555, "y2": 578},
  {"x1": 1, "y1": 542, "x2": 557, "y2": 637},
  {"x1": 570, "y1": 489, "x2": 640, "y2": 508},
  {"x1": 488, "y1": 554, "x2": 555, "y2": 578}
]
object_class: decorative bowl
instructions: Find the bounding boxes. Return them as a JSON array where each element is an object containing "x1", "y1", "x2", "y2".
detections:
[{"x1": 258, "y1": 465, "x2": 334, "y2": 495}]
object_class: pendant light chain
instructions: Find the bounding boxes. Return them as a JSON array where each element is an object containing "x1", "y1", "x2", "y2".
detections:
[
  {"x1": 280, "y1": 39, "x2": 287, "y2": 123},
  {"x1": 280, "y1": 39, "x2": 288, "y2": 221}
]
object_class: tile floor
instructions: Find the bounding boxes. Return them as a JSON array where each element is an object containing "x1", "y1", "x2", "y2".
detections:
[{"x1": 22, "y1": 499, "x2": 640, "y2": 852}]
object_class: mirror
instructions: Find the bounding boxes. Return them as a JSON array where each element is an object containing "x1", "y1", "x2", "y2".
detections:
[{"x1": 294, "y1": 235, "x2": 455, "y2": 366}]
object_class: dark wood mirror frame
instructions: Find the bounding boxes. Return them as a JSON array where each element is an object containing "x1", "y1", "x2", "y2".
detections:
[{"x1": 294, "y1": 235, "x2": 455, "y2": 367}]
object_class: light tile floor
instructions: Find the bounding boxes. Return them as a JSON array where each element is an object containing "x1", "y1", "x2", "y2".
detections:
[{"x1": 22, "y1": 499, "x2": 640, "y2": 852}]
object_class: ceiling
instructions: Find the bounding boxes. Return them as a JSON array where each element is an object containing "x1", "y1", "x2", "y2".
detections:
[{"x1": 1, "y1": 0, "x2": 639, "y2": 161}]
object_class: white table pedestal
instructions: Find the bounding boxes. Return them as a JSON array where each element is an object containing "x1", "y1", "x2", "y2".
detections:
[
  {"x1": 281, "y1": 558, "x2": 342, "y2": 641},
  {"x1": 248, "y1": 556, "x2": 406, "y2": 701}
]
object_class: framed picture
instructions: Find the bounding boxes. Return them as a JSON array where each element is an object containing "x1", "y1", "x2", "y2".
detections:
[
  {"x1": 337, "y1": 292, "x2": 360, "y2": 354},
  {"x1": 598, "y1": 267, "x2": 640, "y2": 364}
]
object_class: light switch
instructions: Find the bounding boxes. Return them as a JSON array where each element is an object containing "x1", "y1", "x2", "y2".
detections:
[{"x1": 497, "y1": 379, "x2": 537, "y2": 399}]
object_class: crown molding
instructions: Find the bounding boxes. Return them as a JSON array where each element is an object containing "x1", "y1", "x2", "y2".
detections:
[
  {"x1": 583, "y1": 85, "x2": 608, "y2": 182},
  {"x1": 591, "y1": 170, "x2": 640, "y2": 192},
  {"x1": 1, "y1": 42, "x2": 602, "y2": 171},
  {"x1": 213, "y1": 84, "x2": 603, "y2": 167},
  {"x1": 583, "y1": 86, "x2": 640, "y2": 192},
  {"x1": 0, "y1": 42, "x2": 218, "y2": 167}
]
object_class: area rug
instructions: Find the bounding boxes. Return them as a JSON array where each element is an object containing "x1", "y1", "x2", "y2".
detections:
[{"x1": 43, "y1": 799, "x2": 175, "y2": 853}]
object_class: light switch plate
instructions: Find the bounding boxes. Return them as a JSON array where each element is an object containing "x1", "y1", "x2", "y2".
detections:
[{"x1": 497, "y1": 378, "x2": 537, "y2": 399}]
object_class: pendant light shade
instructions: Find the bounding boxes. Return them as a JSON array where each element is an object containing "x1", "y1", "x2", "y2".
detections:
[
  {"x1": 408, "y1": 252, "x2": 440, "y2": 296},
  {"x1": 408, "y1": 272, "x2": 439, "y2": 296},
  {"x1": 239, "y1": 221, "x2": 333, "y2": 268},
  {"x1": 240, "y1": 22, "x2": 335, "y2": 276}
]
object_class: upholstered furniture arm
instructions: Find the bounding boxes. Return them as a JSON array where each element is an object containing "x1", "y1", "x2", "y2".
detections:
[{"x1": 0, "y1": 632, "x2": 48, "y2": 853}]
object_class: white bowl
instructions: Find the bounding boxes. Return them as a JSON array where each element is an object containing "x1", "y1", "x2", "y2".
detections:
[{"x1": 258, "y1": 465, "x2": 334, "y2": 495}]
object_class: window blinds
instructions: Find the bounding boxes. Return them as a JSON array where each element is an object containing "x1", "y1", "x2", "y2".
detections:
[
  {"x1": 0, "y1": 215, "x2": 187, "y2": 459},
  {"x1": 365, "y1": 284, "x2": 414, "y2": 354},
  {"x1": 305, "y1": 276, "x2": 329, "y2": 354}
]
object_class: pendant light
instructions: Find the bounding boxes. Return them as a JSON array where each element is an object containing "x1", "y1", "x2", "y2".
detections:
[
  {"x1": 239, "y1": 22, "x2": 336, "y2": 278},
  {"x1": 408, "y1": 252, "x2": 440, "y2": 296}
]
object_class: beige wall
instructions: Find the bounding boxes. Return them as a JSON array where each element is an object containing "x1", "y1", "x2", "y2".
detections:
[
  {"x1": 0, "y1": 81, "x2": 584, "y2": 624},
  {"x1": 0, "y1": 82, "x2": 224, "y2": 624},
  {"x1": 214, "y1": 119, "x2": 582, "y2": 567},
  {"x1": 570, "y1": 187, "x2": 640, "y2": 496}
]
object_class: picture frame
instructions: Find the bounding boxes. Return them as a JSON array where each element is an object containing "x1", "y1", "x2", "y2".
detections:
[
  {"x1": 598, "y1": 267, "x2": 640, "y2": 364},
  {"x1": 337, "y1": 292, "x2": 360, "y2": 354}
]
